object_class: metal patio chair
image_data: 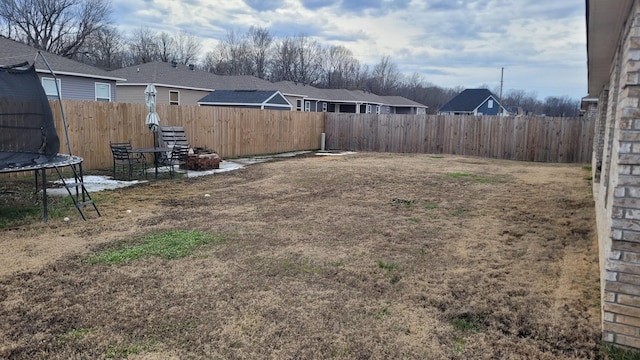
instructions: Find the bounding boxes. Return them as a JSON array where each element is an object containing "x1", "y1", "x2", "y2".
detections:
[
  {"x1": 109, "y1": 141, "x2": 146, "y2": 180},
  {"x1": 162, "y1": 143, "x2": 190, "y2": 178}
]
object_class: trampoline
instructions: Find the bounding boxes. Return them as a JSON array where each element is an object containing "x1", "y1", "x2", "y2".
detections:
[{"x1": 0, "y1": 59, "x2": 99, "y2": 221}]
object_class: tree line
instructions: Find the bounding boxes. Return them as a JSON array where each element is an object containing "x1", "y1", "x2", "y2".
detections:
[{"x1": 0, "y1": 0, "x2": 580, "y2": 116}]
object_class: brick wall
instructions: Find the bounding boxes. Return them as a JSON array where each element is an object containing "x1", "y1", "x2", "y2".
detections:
[
  {"x1": 597, "y1": 0, "x2": 640, "y2": 348},
  {"x1": 594, "y1": 90, "x2": 609, "y2": 182}
]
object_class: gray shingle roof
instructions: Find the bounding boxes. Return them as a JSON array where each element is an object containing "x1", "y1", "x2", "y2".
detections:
[
  {"x1": 0, "y1": 36, "x2": 124, "y2": 81},
  {"x1": 198, "y1": 90, "x2": 289, "y2": 106},
  {"x1": 110, "y1": 62, "x2": 215, "y2": 90},
  {"x1": 440, "y1": 89, "x2": 500, "y2": 112},
  {"x1": 267, "y1": 81, "x2": 330, "y2": 99},
  {"x1": 110, "y1": 61, "x2": 275, "y2": 91},
  {"x1": 211, "y1": 74, "x2": 275, "y2": 90},
  {"x1": 380, "y1": 96, "x2": 428, "y2": 108}
]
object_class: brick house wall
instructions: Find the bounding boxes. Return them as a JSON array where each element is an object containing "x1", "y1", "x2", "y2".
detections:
[
  {"x1": 595, "y1": 0, "x2": 640, "y2": 348},
  {"x1": 593, "y1": 90, "x2": 608, "y2": 182}
]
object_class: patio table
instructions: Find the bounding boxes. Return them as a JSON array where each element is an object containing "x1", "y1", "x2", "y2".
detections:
[{"x1": 129, "y1": 147, "x2": 171, "y2": 179}]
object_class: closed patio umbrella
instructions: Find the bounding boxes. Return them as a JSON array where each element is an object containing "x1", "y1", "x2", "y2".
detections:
[{"x1": 144, "y1": 84, "x2": 160, "y2": 146}]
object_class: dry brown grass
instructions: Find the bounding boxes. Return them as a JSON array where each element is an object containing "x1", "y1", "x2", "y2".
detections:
[{"x1": 0, "y1": 152, "x2": 601, "y2": 359}]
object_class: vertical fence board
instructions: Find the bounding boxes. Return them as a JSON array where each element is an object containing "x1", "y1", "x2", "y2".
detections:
[
  {"x1": 324, "y1": 113, "x2": 594, "y2": 163},
  {"x1": 40, "y1": 102, "x2": 595, "y2": 174},
  {"x1": 46, "y1": 101, "x2": 323, "y2": 171}
]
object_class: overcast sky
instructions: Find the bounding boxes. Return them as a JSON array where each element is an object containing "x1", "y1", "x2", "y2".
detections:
[{"x1": 110, "y1": 0, "x2": 587, "y2": 100}]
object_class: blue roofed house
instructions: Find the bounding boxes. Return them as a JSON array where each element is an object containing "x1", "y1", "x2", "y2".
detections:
[
  {"x1": 0, "y1": 36, "x2": 124, "y2": 102},
  {"x1": 439, "y1": 88, "x2": 508, "y2": 116},
  {"x1": 250, "y1": 81, "x2": 428, "y2": 114},
  {"x1": 109, "y1": 60, "x2": 428, "y2": 114},
  {"x1": 197, "y1": 90, "x2": 292, "y2": 110}
]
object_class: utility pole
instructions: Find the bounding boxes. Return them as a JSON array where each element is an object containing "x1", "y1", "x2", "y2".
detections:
[{"x1": 499, "y1": 67, "x2": 504, "y2": 116}]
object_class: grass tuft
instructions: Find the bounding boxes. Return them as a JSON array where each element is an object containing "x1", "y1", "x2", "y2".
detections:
[
  {"x1": 448, "y1": 172, "x2": 471, "y2": 179},
  {"x1": 453, "y1": 337, "x2": 466, "y2": 353},
  {"x1": 377, "y1": 260, "x2": 399, "y2": 272},
  {"x1": 451, "y1": 208, "x2": 468, "y2": 217},
  {"x1": 58, "y1": 328, "x2": 91, "y2": 344},
  {"x1": 106, "y1": 342, "x2": 159, "y2": 358},
  {"x1": 0, "y1": 206, "x2": 41, "y2": 228},
  {"x1": 447, "y1": 172, "x2": 492, "y2": 183},
  {"x1": 450, "y1": 315, "x2": 482, "y2": 332},
  {"x1": 601, "y1": 343, "x2": 640, "y2": 360},
  {"x1": 88, "y1": 230, "x2": 223, "y2": 264},
  {"x1": 423, "y1": 202, "x2": 438, "y2": 210}
]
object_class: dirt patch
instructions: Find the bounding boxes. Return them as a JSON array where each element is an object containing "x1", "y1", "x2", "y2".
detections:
[{"x1": 0, "y1": 153, "x2": 601, "y2": 358}]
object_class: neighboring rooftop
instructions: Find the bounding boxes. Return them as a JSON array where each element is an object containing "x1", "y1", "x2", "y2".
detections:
[
  {"x1": 198, "y1": 90, "x2": 290, "y2": 108},
  {"x1": 110, "y1": 61, "x2": 275, "y2": 91},
  {"x1": 0, "y1": 36, "x2": 124, "y2": 81},
  {"x1": 109, "y1": 61, "x2": 427, "y2": 108},
  {"x1": 380, "y1": 95, "x2": 429, "y2": 108},
  {"x1": 440, "y1": 89, "x2": 500, "y2": 112},
  {"x1": 110, "y1": 61, "x2": 216, "y2": 91}
]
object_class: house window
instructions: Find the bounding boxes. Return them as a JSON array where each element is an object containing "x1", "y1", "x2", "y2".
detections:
[
  {"x1": 488, "y1": 100, "x2": 494, "y2": 109},
  {"x1": 322, "y1": 102, "x2": 327, "y2": 112},
  {"x1": 41, "y1": 78, "x2": 61, "y2": 99},
  {"x1": 170, "y1": 91, "x2": 180, "y2": 105},
  {"x1": 304, "y1": 101, "x2": 311, "y2": 112},
  {"x1": 376, "y1": 105, "x2": 381, "y2": 114},
  {"x1": 296, "y1": 99, "x2": 302, "y2": 111},
  {"x1": 95, "y1": 83, "x2": 111, "y2": 102}
]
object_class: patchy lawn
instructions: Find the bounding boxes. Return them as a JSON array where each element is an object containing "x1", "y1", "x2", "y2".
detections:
[{"x1": 0, "y1": 152, "x2": 601, "y2": 359}]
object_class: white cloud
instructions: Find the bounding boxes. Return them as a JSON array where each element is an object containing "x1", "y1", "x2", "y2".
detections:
[{"x1": 110, "y1": 0, "x2": 587, "y2": 99}]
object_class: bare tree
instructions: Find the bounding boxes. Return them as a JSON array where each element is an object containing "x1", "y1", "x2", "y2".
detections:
[
  {"x1": 292, "y1": 34, "x2": 324, "y2": 85},
  {"x1": 352, "y1": 64, "x2": 371, "y2": 91},
  {"x1": 369, "y1": 56, "x2": 401, "y2": 95},
  {"x1": 247, "y1": 26, "x2": 272, "y2": 79},
  {"x1": 128, "y1": 27, "x2": 160, "y2": 64},
  {"x1": 157, "y1": 32, "x2": 175, "y2": 63},
  {"x1": 270, "y1": 36, "x2": 296, "y2": 82},
  {"x1": 173, "y1": 32, "x2": 201, "y2": 65},
  {"x1": 543, "y1": 96, "x2": 579, "y2": 117},
  {"x1": 323, "y1": 45, "x2": 360, "y2": 89},
  {"x1": 76, "y1": 25, "x2": 126, "y2": 70},
  {"x1": 0, "y1": 0, "x2": 111, "y2": 58},
  {"x1": 208, "y1": 30, "x2": 253, "y2": 75},
  {"x1": 269, "y1": 34, "x2": 325, "y2": 84},
  {"x1": 202, "y1": 50, "x2": 217, "y2": 73}
]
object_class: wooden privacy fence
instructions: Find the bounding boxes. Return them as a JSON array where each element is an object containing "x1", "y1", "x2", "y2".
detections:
[
  {"x1": 324, "y1": 114, "x2": 595, "y2": 163},
  {"x1": 48, "y1": 100, "x2": 325, "y2": 170}
]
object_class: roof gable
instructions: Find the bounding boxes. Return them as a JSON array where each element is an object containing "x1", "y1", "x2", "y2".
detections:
[
  {"x1": 198, "y1": 90, "x2": 291, "y2": 108},
  {"x1": 440, "y1": 89, "x2": 501, "y2": 112},
  {"x1": 0, "y1": 36, "x2": 124, "y2": 81}
]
